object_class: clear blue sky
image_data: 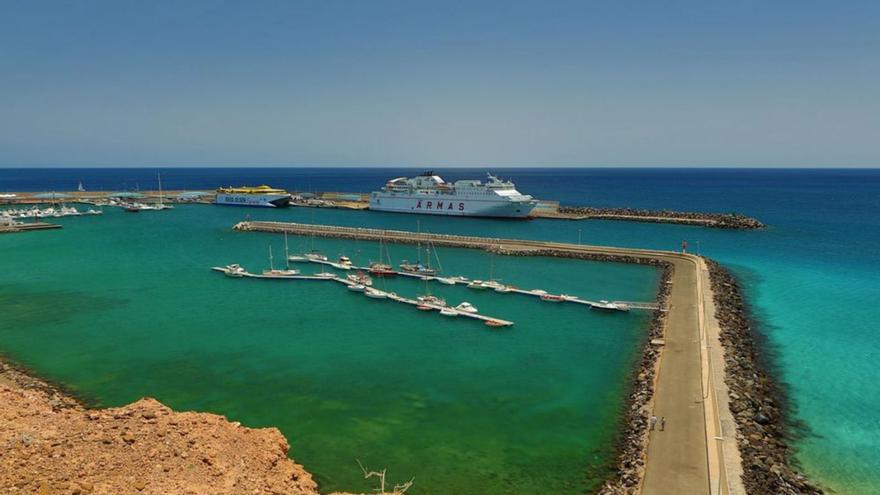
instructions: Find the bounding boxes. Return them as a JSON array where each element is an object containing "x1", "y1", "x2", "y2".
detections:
[{"x1": 1, "y1": 1, "x2": 877, "y2": 167}]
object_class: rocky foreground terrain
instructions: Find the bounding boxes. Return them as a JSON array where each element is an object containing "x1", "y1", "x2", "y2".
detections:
[{"x1": 0, "y1": 363, "x2": 381, "y2": 495}]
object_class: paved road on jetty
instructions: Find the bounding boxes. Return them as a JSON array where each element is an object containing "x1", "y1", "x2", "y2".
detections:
[{"x1": 235, "y1": 221, "x2": 742, "y2": 494}]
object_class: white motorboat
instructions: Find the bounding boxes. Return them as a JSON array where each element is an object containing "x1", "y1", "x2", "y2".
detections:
[
  {"x1": 328, "y1": 261, "x2": 353, "y2": 270},
  {"x1": 306, "y1": 252, "x2": 328, "y2": 262},
  {"x1": 364, "y1": 287, "x2": 388, "y2": 299},
  {"x1": 347, "y1": 284, "x2": 366, "y2": 292},
  {"x1": 315, "y1": 271, "x2": 336, "y2": 278},
  {"x1": 467, "y1": 280, "x2": 490, "y2": 290},
  {"x1": 493, "y1": 285, "x2": 512, "y2": 293},
  {"x1": 592, "y1": 300, "x2": 630, "y2": 312},
  {"x1": 288, "y1": 254, "x2": 310, "y2": 262},
  {"x1": 223, "y1": 264, "x2": 246, "y2": 277},
  {"x1": 455, "y1": 302, "x2": 479, "y2": 313},
  {"x1": 440, "y1": 308, "x2": 458, "y2": 317},
  {"x1": 347, "y1": 272, "x2": 373, "y2": 286},
  {"x1": 435, "y1": 277, "x2": 457, "y2": 285}
]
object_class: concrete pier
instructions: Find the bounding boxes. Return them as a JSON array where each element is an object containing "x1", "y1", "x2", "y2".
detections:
[{"x1": 233, "y1": 220, "x2": 746, "y2": 495}]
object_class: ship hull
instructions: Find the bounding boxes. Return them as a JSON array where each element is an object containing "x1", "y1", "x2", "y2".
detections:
[
  {"x1": 215, "y1": 193, "x2": 291, "y2": 208},
  {"x1": 369, "y1": 195, "x2": 536, "y2": 218}
]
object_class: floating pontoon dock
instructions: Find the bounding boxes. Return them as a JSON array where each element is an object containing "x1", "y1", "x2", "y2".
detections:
[{"x1": 210, "y1": 266, "x2": 514, "y2": 327}]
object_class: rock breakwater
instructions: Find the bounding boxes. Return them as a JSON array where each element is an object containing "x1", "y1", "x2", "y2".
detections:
[
  {"x1": 706, "y1": 260, "x2": 823, "y2": 494},
  {"x1": 557, "y1": 206, "x2": 765, "y2": 229}
]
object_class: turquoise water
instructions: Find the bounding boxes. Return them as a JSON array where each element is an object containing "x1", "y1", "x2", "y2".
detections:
[
  {"x1": 0, "y1": 205, "x2": 658, "y2": 494},
  {"x1": 3, "y1": 167, "x2": 879, "y2": 493}
]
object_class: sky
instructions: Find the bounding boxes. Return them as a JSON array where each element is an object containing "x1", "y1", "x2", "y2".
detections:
[{"x1": 0, "y1": 0, "x2": 878, "y2": 168}]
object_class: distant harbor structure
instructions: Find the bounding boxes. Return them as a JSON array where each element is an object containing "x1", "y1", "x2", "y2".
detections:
[{"x1": 369, "y1": 172, "x2": 538, "y2": 218}]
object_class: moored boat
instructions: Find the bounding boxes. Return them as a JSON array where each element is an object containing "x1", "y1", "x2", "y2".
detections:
[
  {"x1": 467, "y1": 280, "x2": 490, "y2": 290},
  {"x1": 222, "y1": 264, "x2": 246, "y2": 277},
  {"x1": 455, "y1": 302, "x2": 479, "y2": 313},
  {"x1": 346, "y1": 284, "x2": 366, "y2": 292},
  {"x1": 364, "y1": 287, "x2": 388, "y2": 299},
  {"x1": 540, "y1": 294, "x2": 566, "y2": 303}
]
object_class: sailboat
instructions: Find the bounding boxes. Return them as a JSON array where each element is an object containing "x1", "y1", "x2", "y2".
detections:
[
  {"x1": 262, "y1": 244, "x2": 300, "y2": 277},
  {"x1": 416, "y1": 245, "x2": 445, "y2": 307},
  {"x1": 77, "y1": 181, "x2": 85, "y2": 192},
  {"x1": 286, "y1": 232, "x2": 310, "y2": 262},
  {"x1": 399, "y1": 240, "x2": 437, "y2": 276},
  {"x1": 155, "y1": 172, "x2": 174, "y2": 210},
  {"x1": 368, "y1": 237, "x2": 396, "y2": 276}
]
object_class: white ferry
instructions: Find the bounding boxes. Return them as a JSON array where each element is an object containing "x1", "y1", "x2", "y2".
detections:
[
  {"x1": 369, "y1": 172, "x2": 538, "y2": 218},
  {"x1": 215, "y1": 185, "x2": 292, "y2": 208}
]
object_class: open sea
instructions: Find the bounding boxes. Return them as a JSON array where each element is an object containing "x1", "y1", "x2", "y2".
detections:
[{"x1": 1, "y1": 167, "x2": 878, "y2": 494}]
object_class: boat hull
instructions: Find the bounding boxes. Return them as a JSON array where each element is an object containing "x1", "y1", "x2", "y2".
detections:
[
  {"x1": 215, "y1": 193, "x2": 292, "y2": 208},
  {"x1": 369, "y1": 195, "x2": 536, "y2": 218}
]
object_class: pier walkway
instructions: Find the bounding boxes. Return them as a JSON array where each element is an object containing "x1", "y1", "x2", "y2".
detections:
[{"x1": 233, "y1": 220, "x2": 745, "y2": 495}]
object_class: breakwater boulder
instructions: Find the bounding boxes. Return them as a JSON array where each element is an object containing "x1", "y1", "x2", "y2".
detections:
[
  {"x1": 558, "y1": 206, "x2": 765, "y2": 229},
  {"x1": 706, "y1": 260, "x2": 823, "y2": 494}
]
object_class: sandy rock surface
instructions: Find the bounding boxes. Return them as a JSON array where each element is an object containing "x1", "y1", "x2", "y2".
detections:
[{"x1": 0, "y1": 364, "x2": 326, "y2": 495}]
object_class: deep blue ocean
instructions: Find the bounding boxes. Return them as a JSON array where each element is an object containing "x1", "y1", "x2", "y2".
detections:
[{"x1": 2, "y1": 167, "x2": 879, "y2": 493}]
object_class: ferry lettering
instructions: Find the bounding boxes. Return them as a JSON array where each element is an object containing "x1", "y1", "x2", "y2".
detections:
[
  {"x1": 447, "y1": 202, "x2": 453, "y2": 210},
  {"x1": 436, "y1": 201, "x2": 443, "y2": 209},
  {"x1": 416, "y1": 200, "x2": 422, "y2": 208},
  {"x1": 426, "y1": 201, "x2": 432, "y2": 208},
  {"x1": 458, "y1": 202, "x2": 465, "y2": 211}
]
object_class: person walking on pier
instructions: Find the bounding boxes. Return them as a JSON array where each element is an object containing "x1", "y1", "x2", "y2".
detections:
[
  {"x1": 650, "y1": 415, "x2": 657, "y2": 430},
  {"x1": 660, "y1": 417, "x2": 666, "y2": 431}
]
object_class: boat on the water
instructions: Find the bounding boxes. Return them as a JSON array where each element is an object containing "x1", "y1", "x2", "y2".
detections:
[
  {"x1": 440, "y1": 307, "x2": 458, "y2": 317},
  {"x1": 222, "y1": 264, "x2": 246, "y2": 277},
  {"x1": 262, "y1": 245, "x2": 300, "y2": 277},
  {"x1": 347, "y1": 284, "x2": 366, "y2": 292},
  {"x1": 328, "y1": 255, "x2": 353, "y2": 270},
  {"x1": 314, "y1": 271, "x2": 336, "y2": 278},
  {"x1": 467, "y1": 280, "x2": 491, "y2": 290},
  {"x1": 455, "y1": 302, "x2": 479, "y2": 313},
  {"x1": 592, "y1": 300, "x2": 630, "y2": 312},
  {"x1": 215, "y1": 185, "x2": 292, "y2": 208},
  {"x1": 493, "y1": 285, "x2": 512, "y2": 293},
  {"x1": 364, "y1": 287, "x2": 388, "y2": 299},
  {"x1": 540, "y1": 294, "x2": 566, "y2": 303},
  {"x1": 417, "y1": 295, "x2": 446, "y2": 307},
  {"x1": 435, "y1": 277, "x2": 457, "y2": 285},
  {"x1": 347, "y1": 272, "x2": 373, "y2": 286},
  {"x1": 369, "y1": 172, "x2": 538, "y2": 218},
  {"x1": 306, "y1": 252, "x2": 328, "y2": 262}
]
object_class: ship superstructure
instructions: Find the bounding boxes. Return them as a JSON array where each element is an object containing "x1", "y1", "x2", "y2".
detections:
[{"x1": 369, "y1": 172, "x2": 537, "y2": 218}]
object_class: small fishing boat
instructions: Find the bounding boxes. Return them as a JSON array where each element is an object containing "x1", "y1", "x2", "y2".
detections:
[
  {"x1": 485, "y1": 319, "x2": 507, "y2": 327},
  {"x1": 416, "y1": 304, "x2": 434, "y2": 311},
  {"x1": 561, "y1": 294, "x2": 579, "y2": 301},
  {"x1": 435, "y1": 277, "x2": 457, "y2": 285},
  {"x1": 364, "y1": 287, "x2": 388, "y2": 299},
  {"x1": 440, "y1": 307, "x2": 458, "y2": 317},
  {"x1": 223, "y1": 264, "x2": 246, "y2": 277},
  {"x1": 540, "y1": 294, "x2": 566, "y2": 303},
  {"x1": 467, "y1": 280, "x2": 490, "y2": 290},
  {"x1": 124, "y1": 205, "x2": 140, "y2": 213},
  {"x1": 347, "y1": 284, "x2": 366, "y2": 292},
  {"x1": 493, "y1": 285, "x2": 512, "y2": 293},
  {"x1": 531, "y1": 289, "x2": 548, "y2": 295},
  {"x1": 455, "y1": 302, "x2": 479, "y2": 313}
]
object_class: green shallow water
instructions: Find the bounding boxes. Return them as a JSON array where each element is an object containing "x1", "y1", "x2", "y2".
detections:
[{"x1": 0, "y1": 205, "x2": 658, "y2": 494}]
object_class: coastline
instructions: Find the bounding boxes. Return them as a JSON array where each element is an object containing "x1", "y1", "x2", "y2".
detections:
[
  {"x1": 0, "y1": 359, "x2": 377, "y2": 495},
  {"x1": 704, "y1": 260, "x2": 824, "y2": 494}
]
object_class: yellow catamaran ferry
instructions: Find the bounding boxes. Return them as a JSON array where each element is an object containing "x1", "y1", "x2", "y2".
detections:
[{"x1": 215, "y1": 185, "x2": 292, "y2": 208}]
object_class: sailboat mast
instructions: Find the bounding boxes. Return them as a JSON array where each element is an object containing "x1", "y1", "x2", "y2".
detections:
[
  {"x1": 269, "y1": 244, "x2": 274, "y2": 271},
  {"x1": 284, "y1": 232, "x2": 290, "y2": 269}
]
